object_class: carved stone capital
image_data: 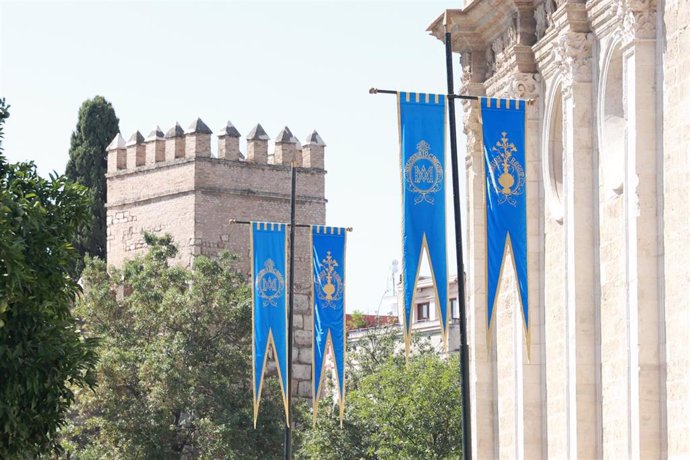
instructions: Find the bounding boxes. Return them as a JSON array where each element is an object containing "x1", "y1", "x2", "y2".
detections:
[
  {"x1": 552, "y1": 32, "x2": 594, "y2": 89},
  {"x1": 485, "y1": 19, "x2": 518, "y2": 80},
  {"x1": 613, "y1": 0, "x2": 657, "y2": 42},
  {"x1": 460, "y1": 52, "x2": 472, "y2": 88},
  {"x1": 462, "y1": 100, "x2": 483, "y2": 171},
  {"x1": 509, "y1": 73, "x2": 542, "y2": 100}
]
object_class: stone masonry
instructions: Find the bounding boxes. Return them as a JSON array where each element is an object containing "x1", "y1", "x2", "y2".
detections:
[
  {"x1": 426, "y1": 0, "x2": 689, "y2": 458},
  {"x1": 106, "y1": 118, "x2": 327, "y2": 398}
]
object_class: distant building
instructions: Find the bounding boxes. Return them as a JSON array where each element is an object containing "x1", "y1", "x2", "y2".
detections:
[
  {"x1": 345, "y1": 313, "x2": 398, "y2": 331},
  {"x1": 398, "y1": 275, "x2": 462, "y2": 353},
  {"x1": 347, "y1": 275, "x2": 463, "y2": 354}
]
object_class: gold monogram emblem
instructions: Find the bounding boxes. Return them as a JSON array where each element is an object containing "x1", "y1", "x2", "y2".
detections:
[
  {"x1": 404, "y1": 140, "x2": 444, "y2": 205},
  {"x1": 489, "y1": 132, "x2": 525, "y2": 206},
  {"x1": 317, "y1": 251, "x2": 343, "y2": 308},
  {"x1": 256, "y1": 259, "x2": 285, "y2": 307}
]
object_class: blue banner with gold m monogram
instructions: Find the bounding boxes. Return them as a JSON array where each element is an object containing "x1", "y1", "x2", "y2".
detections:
[
  {"x1": 399, "y1": 92, "x2": 449, "y2": 354},
  {"x1": 251, "y1": 222, "x2": 288, "y2": 427},
  {"x1": 480, "y1": 97, "x2": 528, "y2": 337},
  {"x1": 311, "y1": 225, "x2": 346, "y2": 425}
]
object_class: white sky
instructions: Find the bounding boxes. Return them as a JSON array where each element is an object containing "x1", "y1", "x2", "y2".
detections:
[{"x1": 0, "y1": 0, "x2": 467, "y2": 314}]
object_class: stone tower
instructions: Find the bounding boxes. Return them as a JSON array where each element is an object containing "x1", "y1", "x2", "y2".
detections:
[{"x1": 105, "y1": 118, "x2": 327, "y2": 397}]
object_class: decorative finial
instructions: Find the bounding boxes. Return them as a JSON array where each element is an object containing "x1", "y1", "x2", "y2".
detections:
[
  {"x1": 219, "y1": 120, "x2": 241, "y2": 138},
  {"x1": 146, "y1": 125, "x2": 164, "y2": 141},
  {"x1": 107, "y1": 133, "x2": 126, "y2": 150},
  {"x1": 305, "y1": 130, "x2": 326, "y2": 146},
  {"x1": 165, "y1": 122, "x2": 184, "y2": 139},
  {"x1": 186, "y1": 118, "x2": 213, "y2": 135},
  {"x1": 275, "y1": 126, "x2": 294, "y2": 143},
  {"x1": 126, "y1": 131, "x2": 145, "y2": 146},
  {"x1": 247, "y1": 123, "x2": 270, "y2": 141}
]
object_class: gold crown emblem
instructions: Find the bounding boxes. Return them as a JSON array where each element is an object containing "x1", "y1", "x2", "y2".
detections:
[
  {"x1": 256, "y1": 259, "x2": 285, "y2": 307},
  {"x1": 317, "y1": 251, "x2": 343, "y2": 308},
  {"x1": 489, "y1": 132, "x2": 525, "y2": 206}
]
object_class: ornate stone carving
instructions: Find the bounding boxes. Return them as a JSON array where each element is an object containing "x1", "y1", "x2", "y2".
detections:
[
  {"x1": 460, "y1": 52, "x2": 472, "y2": 87},
  {"x1": 552, "y1": 32, "x2": 594, "y2": 90},
  {"x1": 463, "y1": 100, "x2": 482, "y2": 171},
  {"x1": 535, "y1": 3, "x2": 547, "y2": 40},
  {"x1": 510, "y1": 73, "x2": 542, "y2": 100},
  {"x1": 486, "y1": 47, "x2": 496, "y2": 80},
  {"x1": 612, "y1": 0, "x2": 657, "y2": 41},
  {"x1": 495, "y1": 23, "x2": 517, "y2": 71},
  {"x1": 485, "y1": 18, "x2": 518, "y2": 81},
  {"x1": 535, "y1": 0, "x2": 557, "y2": 41}
]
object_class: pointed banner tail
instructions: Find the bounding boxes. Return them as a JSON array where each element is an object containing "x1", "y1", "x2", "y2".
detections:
[
  {"x1": 311, "y1": 225, "x2": 347, "y2": 425},
  {"x1": 251, "y1": 222, "x2": 289, "y2": 426},
  {"x1": 480, "y1": 97, "x2": 529, "y2": 346},
  {"x1": 398, "y1": 92, "x2": 450, "y2": 356}
]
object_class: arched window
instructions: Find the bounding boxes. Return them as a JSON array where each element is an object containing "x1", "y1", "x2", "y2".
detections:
[
  {"x1": 543, "y1": 81, "x2": 565, "y2": 221},
  {"x1": 600, "y1": 42, "x2": 625, "y2": 196}
]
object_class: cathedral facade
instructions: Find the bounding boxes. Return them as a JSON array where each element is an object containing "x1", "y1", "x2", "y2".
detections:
[{"x1": 428, "y1": 0, "x2": 689, "y2": 458}]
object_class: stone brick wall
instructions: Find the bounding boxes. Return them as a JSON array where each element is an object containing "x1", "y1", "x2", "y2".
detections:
[
  {"x1": 428, "y1": 0, "x2": 688, "y2": 457},
  {"x1": 106, "y1": 121, "x2": 327, "y2": 398},
  {"x1": 663, "y1": 0, "x2": 690, "y2": 456}
]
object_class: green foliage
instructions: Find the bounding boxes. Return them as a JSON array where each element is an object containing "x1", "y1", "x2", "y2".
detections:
[
  {"x1": 64, "y1": 96, "x2": 119, "y2": 271},
  {"x1": 301, "y1": 328, "x2": 462, "y2": 460},
  {"x1": 63, "y1": 235, "x2": 293, "y2": 458},
  {"x1": 347, "y1": 310, "x2": 367, "y2": 330},
  {"x1": 0, "y1": 98, "x2": 99, "y2": 457}
]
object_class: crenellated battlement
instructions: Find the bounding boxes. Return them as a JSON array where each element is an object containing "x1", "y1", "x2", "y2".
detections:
[
  {"x1": 107, "y1": 118, "x2": 326, "y2": 174},
  {"x1": 106, "y1": 117, "x2": 328, "y2": 399}
]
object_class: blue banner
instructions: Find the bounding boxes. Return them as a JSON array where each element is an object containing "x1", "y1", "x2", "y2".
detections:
[
  {"x1": 251, "y1": 222, "x2": 288, "y2": 426},
  {"x1": 311, "y1": 225, "x2": 347, "y2": 424},
  {"x1": 480, "y1": 97, "x2": 528, "y2": 335},
  {"x1": 398, "y1": 92, "x2": 449, "y2": 353}
]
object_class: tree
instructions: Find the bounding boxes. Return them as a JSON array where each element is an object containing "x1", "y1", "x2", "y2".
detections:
[
  {"x1": 300, "y1": 328, "x2": 462, "y2": 459},
  {"x1": 62, "y1": 234, "x2": 295, "y2": 458},
  {"x1": 0, "y1": 98, "x2": 99, "y2": 457},
  {"x1": 64, "y1": 96, "x2": 119, "y2": 270}
]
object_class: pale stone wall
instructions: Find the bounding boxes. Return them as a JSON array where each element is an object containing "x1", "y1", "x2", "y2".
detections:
[
  {"x1": 663, "y1": 0, "x2": 690, "y2": 457},
  {"x1": 107, "y1": 161, "x2": 197, "y2": 267},
  {"x1": 106, "y1": 122, "x2": 327, "y2": 397},
  {"x1": 427, "y1": 0, "x2": 687, "y2": 457}
]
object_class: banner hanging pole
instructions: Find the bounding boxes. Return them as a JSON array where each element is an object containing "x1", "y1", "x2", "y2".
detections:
[
  {"x1": 445, "y1": 30, "x2": 472, "y2": 460},
  {"x1": 284, "y1": 163, "x2": 297, "y2": 460}
]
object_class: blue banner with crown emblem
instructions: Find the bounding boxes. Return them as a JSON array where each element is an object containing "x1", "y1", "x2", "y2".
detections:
[
  {"x1": 480, "y1": 97, "x2": 529, "y2": 338},
  {"x1": 311, "y1": 225, "x2": 347, "y2": 425},
  {"x1": 398, "y1": 92, "x2": 449, "y2": 354},
  {"x1": 251, "y1": 222, "x2": 289, "y2": 427}
]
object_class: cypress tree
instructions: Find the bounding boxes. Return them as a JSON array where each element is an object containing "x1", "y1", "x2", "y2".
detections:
[{"x1": 65, "y1": 96, "x2": 119, "y2": 269}]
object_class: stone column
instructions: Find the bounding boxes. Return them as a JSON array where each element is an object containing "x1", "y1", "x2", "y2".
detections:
[
  {"x1": 662, "y1": 0, "x2": 690, "y2": 456},
  {"x1": 553, "y1": 31, "x2": 598, "y2": 460},
  {"x1": 619, "y1": 2, "x2": 661, "y2": 457},
  {"x1": 461, "y1": 84, "x2": 497, "y2": 460},
  {"x1": 510, "y1": 72, "x2": 545, "y2": 460}
]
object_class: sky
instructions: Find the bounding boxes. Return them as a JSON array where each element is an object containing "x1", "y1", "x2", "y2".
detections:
[{"x1": 0, "y1": 0, "x2": 467, "y2": 314}]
